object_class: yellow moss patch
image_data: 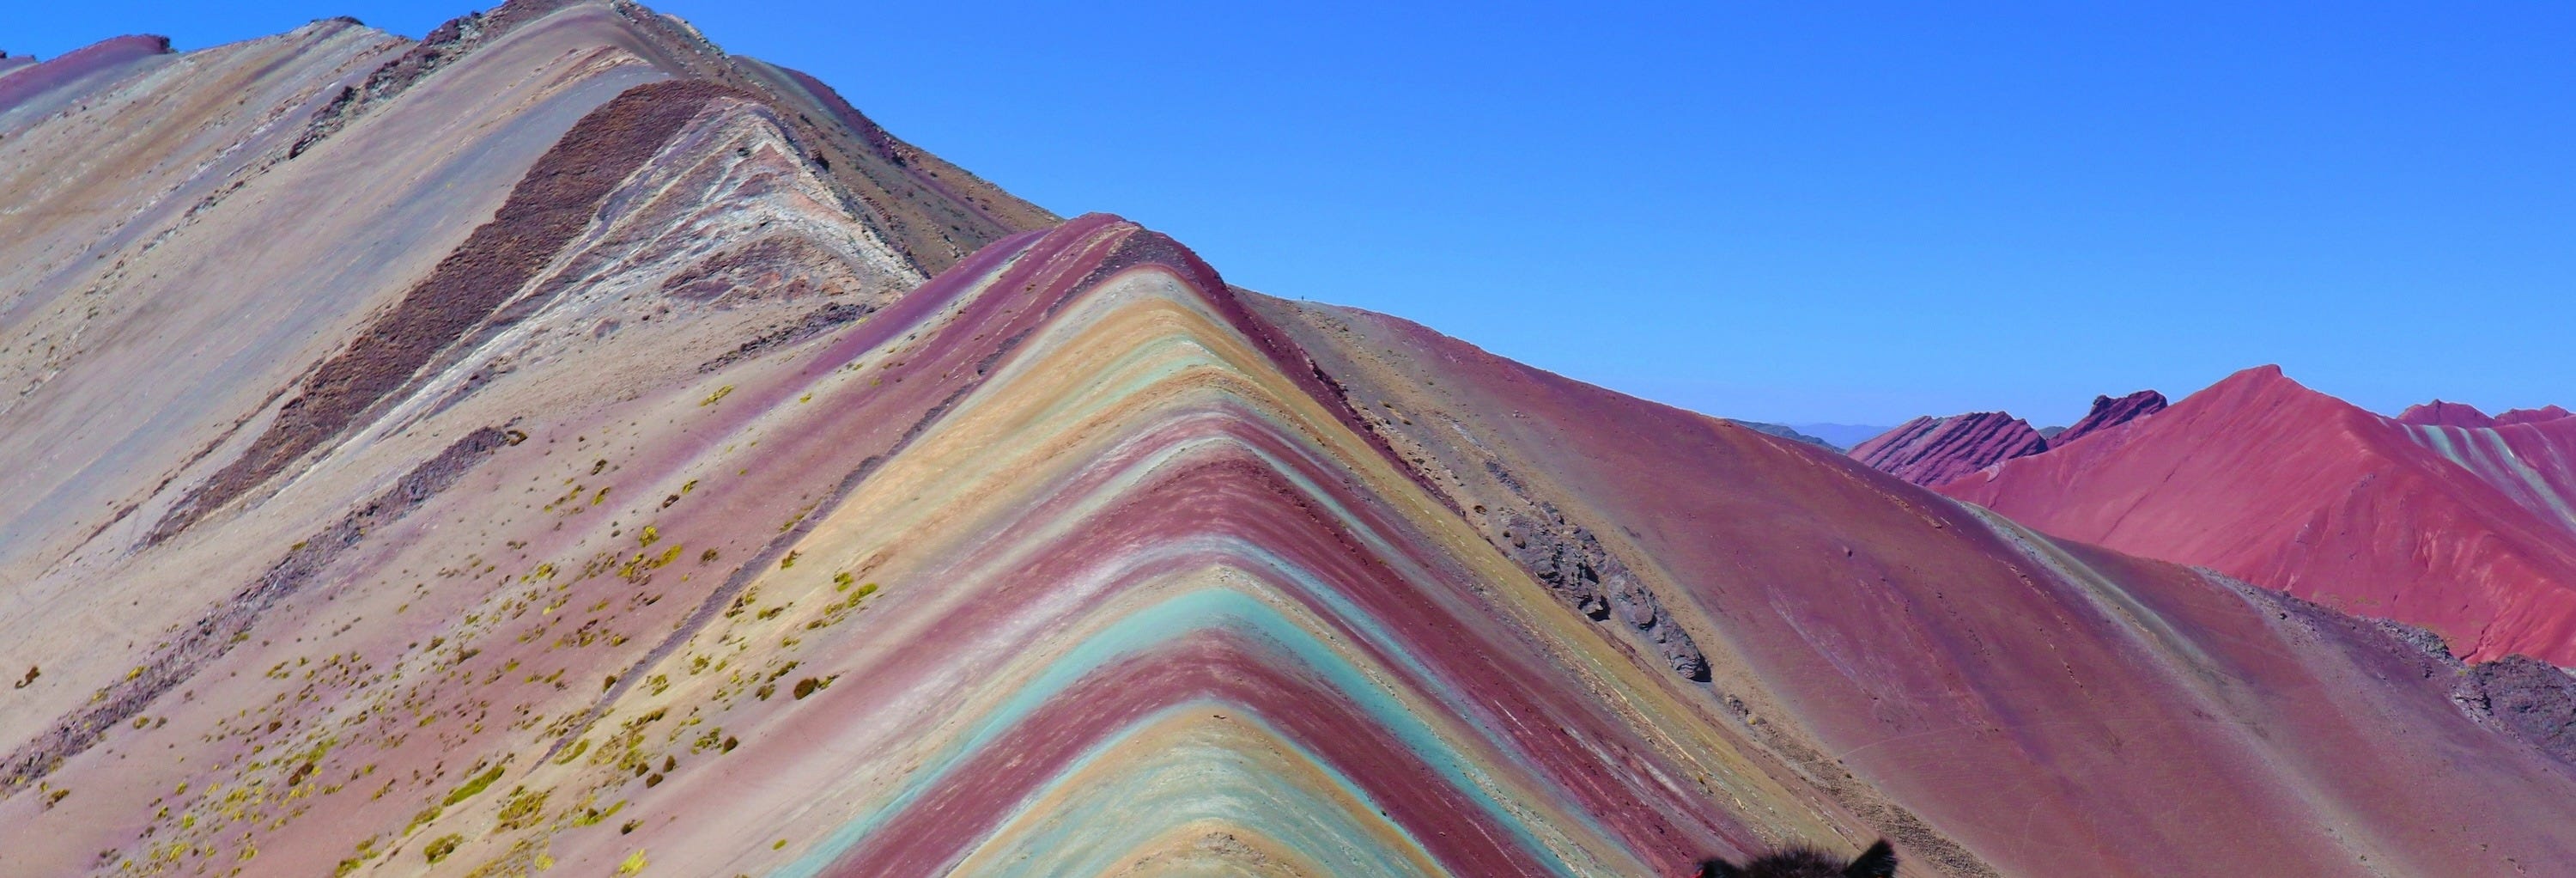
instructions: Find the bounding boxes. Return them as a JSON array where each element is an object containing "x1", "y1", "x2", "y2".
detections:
[{"x1": 442, "y1": 763, "x2": 508, "y2": 807}]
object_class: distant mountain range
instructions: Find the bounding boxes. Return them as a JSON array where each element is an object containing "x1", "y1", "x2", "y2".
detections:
[
  {"x1": 1941, "y1": 368, "x2": 2576, "y2": 665},
  {"x1": 1848, "y1": 369, "x2": 2576, "y2": 666},
  {"x1": 1722, "y1": 419, "x2": 1839, "y2": 450},
  {"x1": 1783, "y1": 422, "x2": 1899, "y2": 449}
]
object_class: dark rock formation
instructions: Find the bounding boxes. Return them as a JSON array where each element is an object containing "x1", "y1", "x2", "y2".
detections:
[
  {"x1": 1493, "y1": 500, "x2": 1710, "y2": 681},
  {"x1": 1480, "y1": 462, "x2": 1709, "y2": 680},
  {"x1": 2470, "y1": 655, "x2": 2576, "y2": 765},
  {"x1": 2053, "y1": 389, "x2": 2167, "y2": 445},
  {"x1": 1847, "y1": 412, "x2": 2048, "y2": 488}
]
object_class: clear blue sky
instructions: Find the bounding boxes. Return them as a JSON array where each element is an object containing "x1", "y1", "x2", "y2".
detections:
[{"x1": 16, "y1": 2, "x2": 2573, "y2": 427}]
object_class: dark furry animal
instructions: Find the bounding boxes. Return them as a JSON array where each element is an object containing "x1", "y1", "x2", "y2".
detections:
[{"x1": 1696, "y1": 839, "x2": 1897, "y2": 878}]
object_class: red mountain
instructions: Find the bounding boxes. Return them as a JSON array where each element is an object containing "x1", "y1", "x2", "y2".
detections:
[{"x1": 1944, "y1": 365, "x2": 2576, "y2": 663}]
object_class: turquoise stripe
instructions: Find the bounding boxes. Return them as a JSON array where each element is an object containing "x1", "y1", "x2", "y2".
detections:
[{"x1": 773, "y1": 583, "x2": 1591, "y2": 876}]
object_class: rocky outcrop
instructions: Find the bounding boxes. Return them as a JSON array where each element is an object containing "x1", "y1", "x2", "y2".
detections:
[
  {"x1": 2053, "y1": 389, "x2": 2166, "y2": 445},
  {"x1": 1848, "y1": 412, "x2": 2049, "y2": 487},
  {"x1": 1487, "y1": 484, "x2": 1710, "y2": 680},
  {"x1": 2397, "y1": 399, "x2": 2497, "y2": 428},
  {"x1": 2472, "y1": 655, "x2": 2576, "y2": 765}
]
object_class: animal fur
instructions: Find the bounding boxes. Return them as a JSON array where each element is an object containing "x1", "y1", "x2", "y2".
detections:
[{"x1": 1696, "y1": 839, "x2": 1898, "y2": 878}]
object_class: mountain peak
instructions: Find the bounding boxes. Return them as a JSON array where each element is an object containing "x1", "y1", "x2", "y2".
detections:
[
  {"x1": 2054, "y1": 389, "x2": 2167, "y2": 446},
  {"x1": 2397, "y1": 399, "x2": 2496, "y2": 428},
  {"x1": 2215, "y1": 363, "x2": 2293, "y2": 388}
]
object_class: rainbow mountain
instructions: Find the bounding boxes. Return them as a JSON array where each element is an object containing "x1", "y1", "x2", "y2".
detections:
[{"x1": 2, "y1": 3, "x2": 2572, "y2": 876}]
